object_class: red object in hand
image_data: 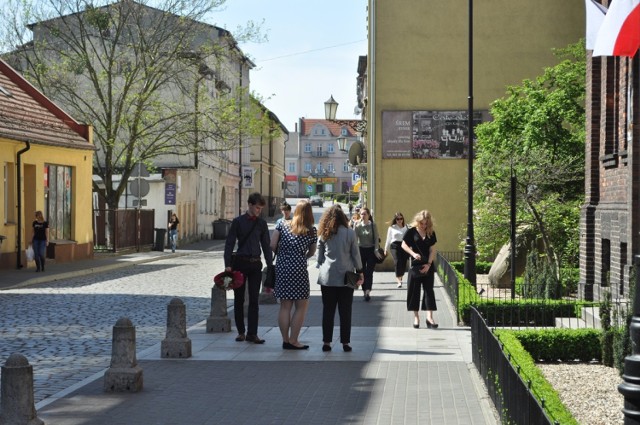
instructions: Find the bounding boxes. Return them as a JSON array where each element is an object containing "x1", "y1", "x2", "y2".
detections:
[{"x1": 214, "y1": 270, "x2": 245, "y2": 290}]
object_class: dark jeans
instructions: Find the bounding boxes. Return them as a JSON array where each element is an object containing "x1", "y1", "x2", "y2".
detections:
[
  {"x1": 232, "y1": 258, "x2": 263, "y2": 335},
  {"x1": 321, "y1": 285, "x2": 354, "y2": 344},
  {"x1": 390, "y1": 241, "x2": 408, "y2": 277},
  {"x1": 406, "y1": 267, "x2": 437, "y2": 311},
  {"x1": 33, "y1": 239, "x2": 46, "y2": 271},
  {"x1": 359, "y1": 246, "x2": 377, "y2": 292}
]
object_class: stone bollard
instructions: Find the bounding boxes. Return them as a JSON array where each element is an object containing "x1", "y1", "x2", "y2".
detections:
[
  {"x1": 161, "y1": 298, "x2": 192, "y2": 358},
  {"x1": 206, "y1": 286, "x2": 231, "y2": 333},
  {"x1": 103, "y1": 317, "x2": 143, "y2": 393},
  {"x1": 0, "y1": 353, "x2": 44, "y2": 425}
]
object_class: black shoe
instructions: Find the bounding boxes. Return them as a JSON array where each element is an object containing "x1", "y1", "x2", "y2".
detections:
[
  {"x1": 426, "y1": 320, "x2": 439, "y2": 329},
  {"x1": 235, "y1": 334, "x2": 246, "y2": 342},
  {"x1": 364, "y1": 294, "x2": 371, "y2": 302},
  {"x1": 285, "y1": 343, "x2": 309, "y2": 350},
  {"x1": 322, "y1": 344, "x2": 332, "y2": 352},
  {"x1": 413, "y1": 321, "x2": 420, "y2": 329},
  {"x1": 342, "y1": 344, "x2": 352, "y2": 352},
  {"x1": 246, "y1": 334, "x2": 266, "y2": 344}
]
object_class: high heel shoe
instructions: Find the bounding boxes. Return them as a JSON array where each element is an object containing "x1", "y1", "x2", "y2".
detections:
[
  {"x1": 426, "y1": 319, "x2": 439, "y2": 329},
  {"x1": 342, "y1": 344, "x2": 352, "y2": 352},
  {"x1": 413, "y1": 319, "x2": 420, "y2": 329}
]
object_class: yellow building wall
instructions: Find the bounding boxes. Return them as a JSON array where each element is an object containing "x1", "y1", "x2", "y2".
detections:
[
  {"x1": 0, "y1": 138, "x2": 94, "y2": 266},
  {"x1": 368, "y1": 0, "x2": 585, "y2": 255}
]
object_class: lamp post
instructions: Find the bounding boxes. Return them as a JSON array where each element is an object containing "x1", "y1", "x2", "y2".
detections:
[
  {"x1": 463, "y1": 0, "x2": 477, "y2": 286},
  {"x1": 324, "y1": 95, "x2": 367, "y2": 133}
]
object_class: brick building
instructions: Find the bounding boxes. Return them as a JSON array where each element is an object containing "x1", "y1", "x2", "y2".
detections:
[{"x1": 580, "y1": 35, "x2": 639, "y2": 300}]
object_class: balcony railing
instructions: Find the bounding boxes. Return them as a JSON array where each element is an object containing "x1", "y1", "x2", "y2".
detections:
[
  {"x1": 310, "y1": 151, "x2": 330, "y2": 158},
  {"x1": 310, "y1": 170, "x2": 335, "y2": 178}
]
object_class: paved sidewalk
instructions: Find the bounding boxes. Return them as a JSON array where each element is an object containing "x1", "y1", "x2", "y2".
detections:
[{"x1": 2, "y1": 238, "x2": 498, "y2": 425}]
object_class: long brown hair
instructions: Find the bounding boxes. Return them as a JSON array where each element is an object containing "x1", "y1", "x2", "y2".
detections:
[
  {"x1": 290, "y1": 200, "x2": 314, "y2": 235},
  {"x1": 410, "y1": 210, "x2": 434, "y2": 237},
  {"x1": 318, "y1": 205, "x2": 349, "y2": 241}
]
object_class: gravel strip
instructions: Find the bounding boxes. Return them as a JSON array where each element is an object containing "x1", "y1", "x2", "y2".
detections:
[{"x1": 537, "y1": 363, "x2": 623, "y2": 425}]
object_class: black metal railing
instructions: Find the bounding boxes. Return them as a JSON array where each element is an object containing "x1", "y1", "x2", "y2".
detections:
[{"x1": 471, "y1": 307, "x2": 556, "y2": 424}]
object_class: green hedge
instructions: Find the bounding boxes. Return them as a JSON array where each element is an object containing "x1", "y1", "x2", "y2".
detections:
[
  {"x1": 450, "y1": 260, "x2": 492, "y2": 274},
  {"x1": 511, "y1": 328, "x2": 601, "y2": 362},
  {"x1": 494, "y1": 330, "x2": 580, "y2": 424},
  {"x1": 454, "y1": 269, "x2": 597, "y2": 326}
]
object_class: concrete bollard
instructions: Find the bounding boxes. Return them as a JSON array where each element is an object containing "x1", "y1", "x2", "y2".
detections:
[
  {"x1": 0, "y1": 353, "x2": 44, "y2": 425},
  {"x1": 161, "y1": 298, "x2": 192, "y2": 358},
  {"x1": 103, "y1": 317, "x2": 143, "y2": 393},
  {"x1": 206, "y1": 286, "x2": 231, "y2": 333}
]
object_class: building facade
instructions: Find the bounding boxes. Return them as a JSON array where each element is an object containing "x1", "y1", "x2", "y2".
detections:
[
  {"x1": 364, "y1": 0, "x2": 586, "y2": 259},
  {"x1": 297, "y1": 118, "x2": 358, "y2": 197},
  {"x1": 0, "y1": 59, "x2": 95, "y2": 270},
  {"x1": 580, "y1": 0, "x2": 639, "y2": 301}
]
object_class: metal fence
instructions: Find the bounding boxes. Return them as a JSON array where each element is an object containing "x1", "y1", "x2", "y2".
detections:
[
  {"x1": 471, "y1": 307, "x2": 556, "y2": 425},
  {"x1": 93, "y1": 208, "x2": 155, "y2": 252}
]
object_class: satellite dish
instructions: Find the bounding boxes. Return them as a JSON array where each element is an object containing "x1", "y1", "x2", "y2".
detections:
[{"x1": 348, "y1": 141, "x2": 366, "y2": 165}]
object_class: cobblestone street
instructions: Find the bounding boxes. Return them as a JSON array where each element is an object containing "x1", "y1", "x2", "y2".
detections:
[{"x1": 0, "y1": 250, "x2": 225, "y2": 403}]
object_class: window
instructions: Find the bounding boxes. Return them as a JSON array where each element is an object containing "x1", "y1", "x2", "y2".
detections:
[
  {"x1": 304, "y1": 143, "x2": 312, "y2": 153},
  {"x1": 327, "y1": 163, "x2": 335, "y2": 172},
  {"x1": 327, "y1": 143, "x2": 335, "y2": 153},
  {"x1": 341, "y1": 128, "x2": 348, "y2": 136},
  {"x1": 288, "y1": 162, "x2": 296, "y2": 173},
  {"x1": 316, "y1": 145, "x2": 323, "y2": 155},
  {"x1": 343, "y1": 162, "x2": 350, "y2": 172},
  {"x1": 45, "y1": 164, "x2": 73, "y2": 240},
  {"x1": 304, "y1": 162, "x2": 311, "y2": 172},
  {"x1": 315, "y1": 163, "x2": 323, "y2": 173}
]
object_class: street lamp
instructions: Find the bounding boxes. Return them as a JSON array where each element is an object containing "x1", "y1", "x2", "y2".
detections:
[
  {"x1": 337, "y1": 136, "x2": 348, "y2": 152},
  {"x1": 464, "y1": 0, "x2": 477, "y2": 286},
  {"x1": 324, "y1": 95, "x2": 367, "y2": 133}
]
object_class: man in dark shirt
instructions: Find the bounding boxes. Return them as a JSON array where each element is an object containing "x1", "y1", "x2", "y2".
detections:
[{"x1": 224, "y1": 192, "x2": 273, "y2": 344}]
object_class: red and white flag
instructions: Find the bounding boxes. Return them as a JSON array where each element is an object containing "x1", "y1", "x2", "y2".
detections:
[
  {"x1": 586, "y1": 0, "x2": 608, "y2": 50},
  {"x1": 593, "y1": 0, "x2": 640, "y2": 56}
]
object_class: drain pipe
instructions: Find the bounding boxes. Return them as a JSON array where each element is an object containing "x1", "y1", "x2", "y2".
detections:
[{"x1": 16, "y1": 141, "x2": 30, "y2": 269}]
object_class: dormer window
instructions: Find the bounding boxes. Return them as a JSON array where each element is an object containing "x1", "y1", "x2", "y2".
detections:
[{"x1": 0, "y1": 85, "x2": 13, "y2": 97}]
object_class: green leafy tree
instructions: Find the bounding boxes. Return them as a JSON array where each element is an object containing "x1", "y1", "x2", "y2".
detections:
[
  {"x1": 473, "y1": 40, "x2": 586, "y2": 275},
  {"x1": 0, "y1": 0, "x2": 270, "y2": 208}
]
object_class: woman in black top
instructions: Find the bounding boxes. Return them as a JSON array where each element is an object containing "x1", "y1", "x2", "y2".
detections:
[
  {"x1": 168, "y1": 214, "x2": 179, "y2": 253},
  {"x1": 32, "y1": 210, "x2": 49, "y2": 272},
  {"x1": 401, "y1": 210, "x2": 438, "y2": 329}
]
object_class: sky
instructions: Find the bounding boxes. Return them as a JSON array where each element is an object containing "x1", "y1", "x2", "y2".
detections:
[{"x1": 211, "y1": 0, "x2": 368, "y2": 132}]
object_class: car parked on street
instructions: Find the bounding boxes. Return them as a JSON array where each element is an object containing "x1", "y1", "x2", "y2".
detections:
[{"x1": 309, "y1": 196, "x2": 324, "y2": 207}]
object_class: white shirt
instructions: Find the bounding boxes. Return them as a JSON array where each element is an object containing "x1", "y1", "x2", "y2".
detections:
[{"x1": 384, "y1": 224, "x2": 408, "y2": 251}]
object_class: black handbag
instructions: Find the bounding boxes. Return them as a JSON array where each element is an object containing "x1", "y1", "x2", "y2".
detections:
[
  {"x1": 374, "y1": 248, "x2": 387, "y2": 264},
  {"x1": 263, "y1": 264, "x2": 276, "y2": 289},
  {"x1": 344, "y1": 271, "x2": 360, "y2": 289}
]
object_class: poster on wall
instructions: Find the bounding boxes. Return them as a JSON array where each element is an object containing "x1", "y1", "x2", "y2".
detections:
[
  {"x1": 242, "y1": 167, "x2": 254, "y2": 188},
  {"x1": 382, "y1": 110, "x2": 485, "y2": 159}
]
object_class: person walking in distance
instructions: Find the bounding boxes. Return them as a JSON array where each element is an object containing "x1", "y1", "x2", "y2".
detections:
[
  {"x1": 401, "y1": 210, "x2": 438, "y2": 329},
  {"x1": 275, "y1": 201, "x2": 292, "y2": 226},
  {"x1": 32, "y1": 210, "x2": 49, "y2": 272},
  {"x1": 224, "y1": 192, "x2": 274, "y2": 344},
  {"x1": 168, "y1": 213, "x2": 179, "y2": 253},
  {"x1": 271, "y1": 200, "x2": 317, "y2": 350},
  {"x1": 353, "y1": 207, "x2": 380, "y2": 301},
  {"x1": 384, "y1": 212, "x2": 409, "y2": 288},
  {"x1": 316, "y1": 205, "x2": 363, "y2": 352}
]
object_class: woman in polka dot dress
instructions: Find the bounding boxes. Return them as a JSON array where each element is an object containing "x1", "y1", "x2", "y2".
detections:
[{"x1": 270, "y1": 200, "x2": 317, "y2": 350}]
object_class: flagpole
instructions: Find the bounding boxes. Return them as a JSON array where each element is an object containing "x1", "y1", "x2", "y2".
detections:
[{"x1": 463, "y1": 0, "x2": 477, "y2": 286}]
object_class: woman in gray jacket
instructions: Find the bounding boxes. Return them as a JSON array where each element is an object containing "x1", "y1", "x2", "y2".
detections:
[{"x1": 317, "y1": 205, "x2": 364, "y2": 352}]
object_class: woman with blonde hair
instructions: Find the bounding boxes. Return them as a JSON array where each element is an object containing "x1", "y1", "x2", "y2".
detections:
[
  {"x1": 270, "y1": 200, "x2": 317, "y2": 350},
  {"x1": 316, "y1": 205, "x2": 363, "y2": 352},
  {"x1": 401, "y1": 210, "x2": 438, "y2": 328}
]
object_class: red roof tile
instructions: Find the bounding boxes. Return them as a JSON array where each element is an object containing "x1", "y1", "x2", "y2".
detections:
[
  {"x1": 0, "y1": 59, "x2": 93, "y2": 150},
  {"x1": 299, "y1": 118, "x2": 359, "y2": 137}
]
